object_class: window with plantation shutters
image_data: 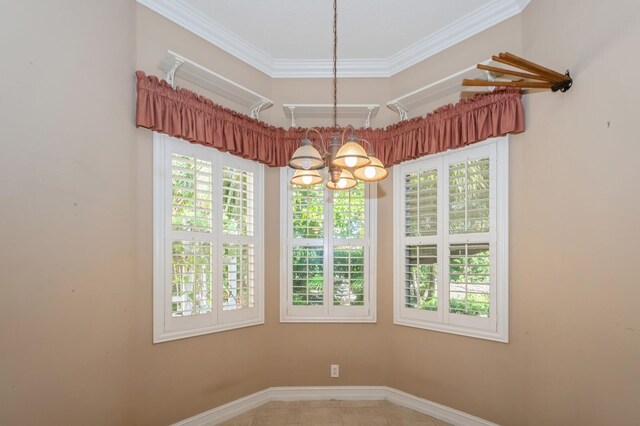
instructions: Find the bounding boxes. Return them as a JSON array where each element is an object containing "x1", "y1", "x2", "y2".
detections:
[
  {"x1": 153, "y1": 133, "x2": 264, "y2": 343},
  {"x1": 393, "y1": 137, "x2": 508, "y2": 342},
  {"x1": 281, "y1": 170, "x2": 376, "y2": 322}
]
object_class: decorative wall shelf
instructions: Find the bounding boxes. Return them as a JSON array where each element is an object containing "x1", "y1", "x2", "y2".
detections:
[
  {"x1": 158, "y1": 50, "x2": 273, "y2": 119},
  {"x1": 387, "y1": 60, "x2": 502, "y2": 120},
  {"x1": 282, "y1": 104, "x2": 379, "y2": 128}
]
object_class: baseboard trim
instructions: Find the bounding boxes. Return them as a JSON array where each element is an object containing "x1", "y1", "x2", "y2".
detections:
[{"x1": 174, "y1": 386, "x2": 498, "y2": 426}]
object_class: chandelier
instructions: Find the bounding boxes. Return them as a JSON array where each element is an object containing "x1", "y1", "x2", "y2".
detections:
[{"x1": 288, "y1": 0, "x2": 388, "y2": 189}]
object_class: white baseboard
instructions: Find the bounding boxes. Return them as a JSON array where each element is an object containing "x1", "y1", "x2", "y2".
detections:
[
  {"x1": 174, "y1": 386, "x2": 498, "y2": 426},
  {"x1": 384, "y1": 387, "x2": 498, "y2": 426}
]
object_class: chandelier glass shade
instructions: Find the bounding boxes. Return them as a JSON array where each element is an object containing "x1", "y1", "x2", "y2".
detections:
[
  {"x1": 287, "y1": 0, "x2": 388, "y2": 189},
  {"x1": 288, "y1": 139, "x2": 325, "y2": 170},
  {"x1": 353, "y1": 155, "x2": 388, "y2": 182},
  {"x1": 332, "y1": 140, "x2": 371, "y2": 169},
  {"x1": 290, "y1": 169, "x2": 324, "y2": 186},
  {"x1": 325, "y1": 169, "x2": 357, "y2": 190}
]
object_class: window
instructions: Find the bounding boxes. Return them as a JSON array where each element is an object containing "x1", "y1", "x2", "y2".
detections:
[
  {"x1": 280, "y1": 169, "x2": 376, "y2": 322},
  {"x1": 153, "y1": 133, "x2": 264, "y2": 343},
  {"x1": 393, "y1": 137, "x2": 508, "y2": 342}
]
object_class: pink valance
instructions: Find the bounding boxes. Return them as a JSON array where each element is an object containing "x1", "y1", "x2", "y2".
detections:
[{"x1": 135, "y1": 71, "x2": 524, "y2": 167}]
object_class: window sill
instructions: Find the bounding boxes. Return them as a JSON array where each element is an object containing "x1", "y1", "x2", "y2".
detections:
[
  {"x1": 280, "y1": 315, "x2": 377, "y2": 324},
  {"x1": 393, "y1": 317, "x2": 508, "y2": 343},
  {"x1": 153, "y1": 317, "x2": 264, "y2": 344}
]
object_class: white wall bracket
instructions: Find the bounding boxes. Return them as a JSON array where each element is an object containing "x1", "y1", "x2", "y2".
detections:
[
  {"x1": 250, "y1": 99, "x2": 270, "y2": 120},
  {"x1": 288, "y1": 106, "x2": 297, "y2": 127},
  {"x1": 388, "y1": 104, "x2": 409, "y2": 121},
  {"x1": 158, "y1": 50, "x2": 273, "y2": 117},
  {"x1": 165, "y1": 58, "x2": 184, "y2": 88},
  {"x1": 282, "y1": 104, "x2": 379, "y2": 129},
  {"x1": 365, "y1": 106, "x2": 375, "y2": 128}
]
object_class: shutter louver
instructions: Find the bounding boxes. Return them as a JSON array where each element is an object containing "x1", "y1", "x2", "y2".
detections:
[
  {"x1": 333, "y1": 183, "x2": 365, "y2": 239},
  {"x1": 404, "y1": 245, "x2": 438, "y2": 311},
  {"x1": 404, "y1": 169, "x2": 438, "y2": 237},
  {"x1": 449, "y1": 157, "x2": 490, "y2": 234},
  {"x1": 449, "y1": 243, "x2": 490, "y2": 317},
  {"x1": 292, "y1": 185, "x2": 324, "y2": 239},
  {"x1": 222, "y1": 167, "x2": 254, "y2": 236},
  {"x1": 333, "y1": 245, "x2": 365, "y2": 306},
  {"x1": 292, "y1": 246, "x2": 324, "y2": 306},
  {"x1": 171, "y1": 154, "x2": 213, "y2": 233},
  {"x1": 222, "y1": 243, "x2": 255, "y2": 311},
  {"x1": 171, "y1": 240, "x2": 213, "y2": 317}
]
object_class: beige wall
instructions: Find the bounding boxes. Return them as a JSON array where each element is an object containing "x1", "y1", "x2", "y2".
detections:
[
  {"x1": 2, "y1": 0, "x2": 639, "y2": 425},
  {"x1": 132, "y1": 8, "x2": 273, "y2": 425},
  {"x1": 386, "y1": 1, "x2": 640, "y2": 425},
  {"x1": 0, "y1": 0, "x2": 137, "y2": 424}
]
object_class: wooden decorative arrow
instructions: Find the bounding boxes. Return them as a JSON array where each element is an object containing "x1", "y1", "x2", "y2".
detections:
[{"x1": 462, "y1": 52, "x2": 573, "y2": 92}]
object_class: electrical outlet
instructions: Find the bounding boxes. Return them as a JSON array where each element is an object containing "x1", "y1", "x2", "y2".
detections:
[{"x1": 331, "y1": 364, "x2": 339, "y2": 378}]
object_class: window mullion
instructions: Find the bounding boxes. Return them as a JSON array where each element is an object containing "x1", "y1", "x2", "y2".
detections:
[
  {"x1": 214, "y1": 151, "x2": 222, "y2": 325},
  {"x1": 325, "y1": 188, "x2": 334, "y2": 317},
  {"x1": 441, "y1": 156, "x2": 449, "y2": 325},
  {"x1": 163, "y1": 143, "x2": 173, "y2": 329}
]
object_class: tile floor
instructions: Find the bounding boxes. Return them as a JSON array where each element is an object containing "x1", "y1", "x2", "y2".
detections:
[{"x1": 219, "y1": 400, "x2": 452, "y2": 425}]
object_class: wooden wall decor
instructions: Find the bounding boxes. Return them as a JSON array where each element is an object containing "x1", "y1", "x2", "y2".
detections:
[{"x1": 462, "y1": 52, "x2": 573, "y2": 93}]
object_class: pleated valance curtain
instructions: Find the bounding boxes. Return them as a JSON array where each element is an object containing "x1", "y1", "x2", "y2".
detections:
[{"x1": 135, "y1": 71, "x2": 524, "y2": 167}]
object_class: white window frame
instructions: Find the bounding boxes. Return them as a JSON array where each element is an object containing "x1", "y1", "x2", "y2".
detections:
[
  {"x1": 279, "y1": 169, "x2": 377, "y2": 323},
  {"x1": 393, "y1": 137, "x2": 509, "y2": 342},
  {"x1": 153, "y1": 133, "x2": 264, "y2": 343}
]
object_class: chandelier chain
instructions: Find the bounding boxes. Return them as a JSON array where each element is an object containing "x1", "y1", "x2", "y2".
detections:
[{"x1": 333, "y1": 0, "x2": 338, "y2": 128}]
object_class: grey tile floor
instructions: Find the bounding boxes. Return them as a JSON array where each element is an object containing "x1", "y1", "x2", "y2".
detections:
[{"x1": 219, "y1": 400, "x2": 452, "y2": 425}]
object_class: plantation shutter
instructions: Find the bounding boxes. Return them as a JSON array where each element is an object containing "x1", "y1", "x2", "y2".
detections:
[
  {"x1": 288, "y1": 183, "x2": 326, "y2": 317},
  {"x1": 154, "y1": 134, "x2": 265, "y2": 343},
  {"x1": 394, "y1": 138, "x2": 507, "y2": 341},
  {"x1": 219, "y1": 156, "x2": 263, "y2": 324},
  {"x1": 283, "y1": 170, "x2": 375, "y2": 321},
  {"x1": 397, "y1": 162, "x2": 442, "y2": 323},
  {"x1": 444, "y1": 144, "x2": 497, "y2": 331},
  {"x1": 164, "y1": 140, "x2": 217, "y2": 332},
  {"x1": 331, "y1": 182, "x2": 370, "y2": 318}
]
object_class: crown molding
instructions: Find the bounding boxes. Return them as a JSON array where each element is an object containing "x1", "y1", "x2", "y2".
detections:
[
  {"x1": 386, "y1": 0, "x2": 530, "y2": 75},
  {"x1": 137, "y1": 0, "x2": 530, "y2": 78},
  {"x1": 271, "y1": 58, "x2": 390, "y2": 78},
  {"x1": 137, "y1": 0, "x2": 276, "y2": 75}
]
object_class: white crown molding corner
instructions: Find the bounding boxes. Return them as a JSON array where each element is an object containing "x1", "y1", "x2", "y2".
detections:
[
  {"x1": 173, "y1": 386, "x2": 498, "y2": 426},
  {"x1": 137, "y1": 0, "x2": 275, "y2": 76},
  {"x1": 386, "y1": 0, "x2": 531, "y2": 75},
  {"x1": 137, "y1": 0, "x2": 530, "y2": 78},
  {"x1": 271, "y1": 58, "x2": 391, "y2": 79}
]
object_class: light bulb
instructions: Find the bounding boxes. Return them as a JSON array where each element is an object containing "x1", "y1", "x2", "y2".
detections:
[
  {"x1": 300, "y1": 159, "x2": 312, "y2": 170},
  {"x1": 364, "y1": 166, "x2": 376, "y2": 179},
  {"x1": 344, "y1": 156, "x2": 357, "y2": 168},
  {"x1": 301, "y1": 175, "x2": 313, "y2": 185},
  {"x1": 337, "y1": 178, "x2": 347, "y2": 188}
]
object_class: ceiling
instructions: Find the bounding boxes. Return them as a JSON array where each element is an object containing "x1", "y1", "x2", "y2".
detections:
[{"x1": 138, "y1": 0, "x2": 530, "y2": 78}]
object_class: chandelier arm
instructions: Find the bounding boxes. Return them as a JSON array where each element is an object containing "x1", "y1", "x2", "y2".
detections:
[
  {"x1": 357, "y1": 138, "x2": 374, "y2": 154},
  {"x1": 304, "y1": 127, "x2": 327, "y2": 155},
  {"x1": 340, "y1": 124, "x2": 355, "y2": 144}
]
